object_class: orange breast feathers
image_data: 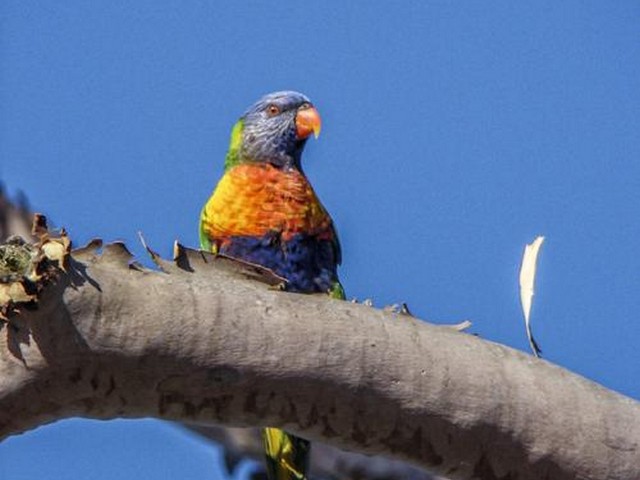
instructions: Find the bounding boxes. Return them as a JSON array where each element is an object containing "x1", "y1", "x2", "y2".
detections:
[{"x1": 201, "y1": 163, "x2": 333, "y2": 242}]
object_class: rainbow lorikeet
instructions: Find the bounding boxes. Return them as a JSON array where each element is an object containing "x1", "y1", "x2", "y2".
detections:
[{"x1": 200, "y1": 91, "x2": 344, "y2": 480}]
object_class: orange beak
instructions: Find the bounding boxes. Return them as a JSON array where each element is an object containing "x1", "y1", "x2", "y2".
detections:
[{"x1": 295, "y1": 106, "x2": 322, "y2": 140}]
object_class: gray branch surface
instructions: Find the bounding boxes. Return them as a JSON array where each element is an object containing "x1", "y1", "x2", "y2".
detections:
[{"x1": 0, "y1": 236, "x2": 638, "y2": 480}]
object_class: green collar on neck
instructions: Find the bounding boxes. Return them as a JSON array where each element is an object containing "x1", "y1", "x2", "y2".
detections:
[{"x1": 224, "y1": 119, "x2": 244, "y2": 171}]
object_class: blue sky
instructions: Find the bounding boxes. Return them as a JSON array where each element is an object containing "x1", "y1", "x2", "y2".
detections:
[{"x1": 1, "y1": 2, "x2": 639, "y2": 479}]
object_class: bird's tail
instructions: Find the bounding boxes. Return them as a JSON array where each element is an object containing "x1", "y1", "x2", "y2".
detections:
[{"x1": 262, "y1": 427, "x2": 310, "y2": 480}]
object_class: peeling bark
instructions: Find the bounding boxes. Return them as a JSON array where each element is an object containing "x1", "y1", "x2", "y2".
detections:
[{"x1": 0, "y1": 234, "x2": 638, "y2": 480}]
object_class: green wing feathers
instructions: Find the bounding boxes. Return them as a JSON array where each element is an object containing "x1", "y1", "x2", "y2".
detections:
[
  {"x1": 329, "y1": 280, "x2": 346, "y2": 300},
  {"x1": 199, "y1": 207, "x2": 213, "y2": 252}
]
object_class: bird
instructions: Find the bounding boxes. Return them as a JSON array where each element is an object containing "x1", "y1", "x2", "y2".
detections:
[{"x1": 199, "y1": 91, "x2": 344, "y2": 480}]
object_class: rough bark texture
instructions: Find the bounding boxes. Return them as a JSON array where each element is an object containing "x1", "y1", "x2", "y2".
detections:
[{"x1": 0, "y1": 234, "x2": 638, "y2": 480}]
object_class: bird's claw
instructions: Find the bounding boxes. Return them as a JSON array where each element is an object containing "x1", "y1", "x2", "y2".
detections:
[
  {"x1": 268, "y1": 282, "x2": 287, "y2": 291},
  {"x1": 383, "y1": 302, "x2": 414, "y2": 316}
]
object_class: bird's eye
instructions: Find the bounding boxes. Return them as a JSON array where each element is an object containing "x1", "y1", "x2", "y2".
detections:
[{"x1": 266, "y1": 104, "x2": 281, "y2": 116}]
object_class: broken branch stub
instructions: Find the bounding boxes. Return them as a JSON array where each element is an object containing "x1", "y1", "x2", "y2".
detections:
[{"x1": 0, "y1": 215, "x2": 70, "y2": 319}]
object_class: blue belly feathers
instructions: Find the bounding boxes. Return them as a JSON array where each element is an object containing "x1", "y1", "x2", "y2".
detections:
[{"x1": 220, "y1": 232, "x2": 338, "y2": 293}]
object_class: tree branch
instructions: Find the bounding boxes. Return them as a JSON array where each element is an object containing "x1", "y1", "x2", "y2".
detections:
[
  {"x1": 0, "y1": 188, "x2": 440, "y2": 480},
  {"x1": 0, "y1": 232, "x2": 638, "y2": 480}
]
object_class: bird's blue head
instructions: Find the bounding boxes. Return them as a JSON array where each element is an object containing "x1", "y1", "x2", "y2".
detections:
[{"x1": 225, "y1": 91, "x2": 322, "y2": 170}]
